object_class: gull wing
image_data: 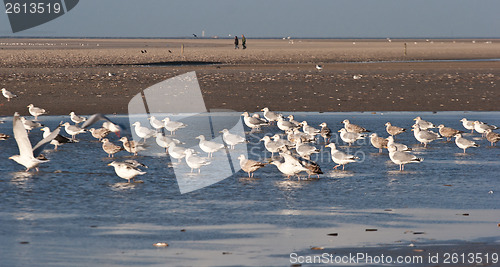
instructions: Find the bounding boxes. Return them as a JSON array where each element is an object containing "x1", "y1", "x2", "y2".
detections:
[
  {"x1": 13, "y1": 112, "x2": 34, "y2": 157},
  {"x1": 32, "y1": 126, "x2": 61, "y2": 157},
  {"x1": 81, "y1": 113, "x2": 128, "y2": 132}
]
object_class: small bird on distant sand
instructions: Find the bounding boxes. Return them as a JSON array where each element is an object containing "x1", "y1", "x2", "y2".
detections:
[
  {"x1": 315, "y1": 65, "x2": 323, "y2": 71},
  {"x1": 27, "y1": 104, "x2": 47, "y2": 120},
  {"x1": 2, "y1": 88, "x2": 17, "y2": 101}
]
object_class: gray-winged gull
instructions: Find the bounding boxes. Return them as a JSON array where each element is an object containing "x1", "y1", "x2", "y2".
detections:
[
  {"x1": 412, "y1": 125, "x2": 441, "y2": 147},
  {"x1": 69, "y1": 112, "x2": 86, "y2": 124},
  {"x1": 342, "y1": 119, "x2": 369, "y2": 133},
  {"x1": 460, "y1": 118, "x2": 475, "y2": 133},
  {"x1": 185, "y1": 149, "x2": 211, "y2": 173},
  {"x1": 220, "y1": 129, "x2": 246, "y2": 150},
  {"x1": 27, "y1": 104, "x2": 47, "y2": 120},
  {"x1": 339, "y1": 128, "x2": 366, "y2": 146},
  {"x1": 62, "y1": 122, "x2": 86, "y2": 140},
  {"x1": 108, "y1": 161, "x2": 146, "y2": 183},
  {"x1": 2, "y1": 88, "x2": 17, "y2": 101},
  {"x1": 196, "y1": 135, "x2": 224, "y2": 157},
  {"x1": 454, "y1": 133, "x2": 479, "y2": 153},
  {"x1": 413, "y1": 116, "x2": 436, "y2": 130},
  {"x1": 162, "y1": 117, "x2": 187, "y2": 135},
  {"x1": 131, "y1": 122, "x2": 155, "y2": 142},
  {"x1": 41, "y1": 126, "x2": 75, "y2": 150},
  {"x1": 325, "y1": 143, "x2": 358, "y2": 170},
  {"x1": 387, "y1": 144, "x2": 423, "y2": 171}
]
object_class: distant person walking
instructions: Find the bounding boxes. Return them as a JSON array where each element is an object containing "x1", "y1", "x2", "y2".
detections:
[
  {"x1": 234, "y1": 36, "x2": 239, "y2": 49},
  {"x1": 241, "y1": 35, "x2": 246, "y2": 49}
]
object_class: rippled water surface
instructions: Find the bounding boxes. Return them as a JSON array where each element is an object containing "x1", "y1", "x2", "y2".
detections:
[{"x1": 0, "y1": 111, "x2": 499, "y2": 266}]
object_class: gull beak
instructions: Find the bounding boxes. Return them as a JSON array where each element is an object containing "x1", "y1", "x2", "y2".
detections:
[
  {"x1": 337, "y1": 130, "x2": 341, "y2": 132},
  {"x1": 107, "y1": 163, "x2": 112, "y2": 166},
  {"x1": 411, "y1": 129, "x2": 414, "y2": 131}
]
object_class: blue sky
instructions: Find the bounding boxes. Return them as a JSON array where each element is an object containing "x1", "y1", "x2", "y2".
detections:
[{"x1": 1, "y1": 0, "x2": 499, "y2": 38}]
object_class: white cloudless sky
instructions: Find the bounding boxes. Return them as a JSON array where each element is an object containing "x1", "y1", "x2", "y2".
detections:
[{"x1": 1, "y1": 0, "x2": 499, "y2": 38}]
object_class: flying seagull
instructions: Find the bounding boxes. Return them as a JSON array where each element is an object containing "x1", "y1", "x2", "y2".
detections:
[{"x1": 9, "y1": 112, "x2": 59, "y2": 171}]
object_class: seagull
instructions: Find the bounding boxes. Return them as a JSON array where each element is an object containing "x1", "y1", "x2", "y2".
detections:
[
  {"x1": 196, "y1": 135, "x2": 224, "y2": 157},
  {"x1": 412, "y1": 125, "x2": 441, "y2": 147},
  {"x1": 108, "y1": 161, "x2": 146, "y2": 183},
  {"x1": 295, "y1": 138, "x2": 320, "y2": 159},
  {"x1": 342, "y1": 119, "x2": 369, "y2": 133},
  {"x1": 301, "y1": 121, "x2": 321, "y2": 136},
  {"x1": 41, "y1": 127, "x2": 75, "y2": 150},
  {"x1": 460, "y1": 118, "x2": 475, "y2": 133},
  {"x1": 101, "y1": 138, "x2": 123, "y2": 157},
  {"x1": 387, "y1": 144, "x2": 423, "y2": 171},
  {"x1": 238, "y1": 155, "x2": 267, "y2": 178},
  {"x1": 62, "y1": 122, "x2": 86, "y2": 140},
  {"x1": 20, "y1": 117, "x2": 43, "y2": 131},
  {"x1": 119, "y1": 137, "x2": 146, "y2": 156},
  {"x1": 185, "y1": 149, "x2": 211, "y2": 173},
  {"x1": 369, "y1": 133, "x2": 388, "y2": 153},
  {"x1": 437, "y1": 124, "x2": 462, "y2": 141},
  {"x1": 454, "y1": 133, "x2": 479, "y2": 153},
  {"x1": 474, "y1": 121, "x2": 498, "y2": 137},
  {"x1": 277, "y1": 115, "x2": 295, "y2": 131},
  {"x1": 413, "y1": 116, "x2": 436, "y2": 130},
  {"x1": 162, "y1": 117, "x2": 187, "y2": 135},
  {"x1": 353, "y1": 75, "x2": 363, "y2": 80},
  {"x1": 88, "y1": 127, "x2": 111, "y2": 141},
  {"x1": 315, "y1": 65, "x2": 323, "y2": 71},
  {"x1": 2, "y1": 88, "x2": 17, "y2": 101},
  {"x1": 271, "y1": 134, "x2": 294, "y2": 148},
  {"x1": 242, "y1": 112, "x2": 268, "y2": 130},
  {"x1": 325, "y1": 143, "x2": 358, "y2": 170},
  {"x1": 155, "y1": 133, "x2": 181, "y2": 153},
  {"x1": 220, "y1": 129, "x2": 246, "y2": 149},
  {"x1": 27, "y1": 104, "x2": 47, "y2": 120},
  {"x1": 339, "y1": 128, "x2": 366, "y2": 146},
  {"x1": 319, "y1": 122, "x2": 332, "y2": 143},
  {"x1": 261, "y1": 107, "x2": 280, "y2": 123},
  {"x1": 261, "y1": 136, "x2": 285, "y2": 157},
  {"x1": 385, "y1": 122, "x2": 406, "y2": 136},
  {"x1": 386, "y1": 136, "x2": 411, "y2": 151},
  {"x1": 80, "y1": 113, "x2": 126, "y2": 137},
  {"x1": 131, "y1": 122, "x2": 155, "y2": 142},
  {"x1": 485, "y1": 129, "x2": 500, "y2": 146},
  {"x1": 287, "y1": 115, "x2": 301, "y2": 127},
  {"x1": 149, "y1": 116, "x2": 164, "y2": 131},
  {"x1": 9, "y1": 112, "x2": 59, "y2": 171},
  {"x1": 270, "y1": 159, "x2": 308, "y2": 179},
  {"x1": 167, "y1": 142, "x2": 187, "y2": 162},
  {"x1": 69, "y1": 111, "x2": 86, "y2": 124},
  {"x1": 281, "y1": 151, "x2": 320, "y2": 179}
]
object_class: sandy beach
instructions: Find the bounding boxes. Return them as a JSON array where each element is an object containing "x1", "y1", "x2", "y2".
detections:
[{"x1": 0, "y1": 38, "x2": 499, "y2": 116}]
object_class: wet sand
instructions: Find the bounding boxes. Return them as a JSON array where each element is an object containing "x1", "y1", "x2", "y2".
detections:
[{"x1": 0, "y1": 38, "x2": 499, "y2": 116}]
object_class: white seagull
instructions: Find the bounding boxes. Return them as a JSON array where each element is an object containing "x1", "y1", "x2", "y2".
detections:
[
  {"x1": 325, "y1": 143, "x2": 358, "y2": 170},
  {"x1": 196, "y1": 135, "x2": 224, "y2": 157},
  {"x1": 454, "y1": 133, "x2": 479, "y2": 153},
  {"x1": 131, "y1": 122, "x2": 155, "y2": 142},
  {"x1": 27, "y1": 104, "x2": 47, "y2": 120},
  {"x1": 149, "y1": 116, "x2": 164, "y2": 131},
  {"x1": 387, "y1": 144, "x2": 423, "y2": 171},
  {"x1": 2, "y1": 88, "x2": 17, "y2": 101},
  {"x1": 220, "y1": 129, "x2": 246, "y2": 149},
  {"x1": 108, "y1": 161, "x2": 146, "y2": 183},
  {"x1": 339, "y1": 128, "x2": 366, "y2": 146},
  {"x1": 412, "y1": 125, "x2": 441, "y2": 147},
  {"x1": 62, "y1": 122, "x2": 86, "y2": 140},
  {"x1": 69, "y1": 111, "x2": 86, "y2": 124},
  {"x1": 162, "y1": 117, "x2": 187, "y2": 135},
  {"x1": 413, "y1": 116, "x2": 436, "y2": 130},
  {"x1": 9, "y1": 113, "x2": 59, "y2": 171},
  {"x1": 185, "y1": 149, "x2": 211, "y2": 173},
  {"x1": 460, "y1": 118, "x2": 475, "y2": 133}
]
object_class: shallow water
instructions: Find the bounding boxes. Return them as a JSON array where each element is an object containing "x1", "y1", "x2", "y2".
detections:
[{"x1": 0, "y1": 111, "x2": 499, "y2": 266}]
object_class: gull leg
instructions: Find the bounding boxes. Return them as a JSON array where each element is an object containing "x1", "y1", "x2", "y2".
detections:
[{"x1": 333, "y1": 164, "x2": 340, "y2": 170}]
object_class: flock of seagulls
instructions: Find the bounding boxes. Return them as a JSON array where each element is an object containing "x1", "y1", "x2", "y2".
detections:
[{"x1": 2, "y1": 96, "x2": 500, "y2": 181}]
